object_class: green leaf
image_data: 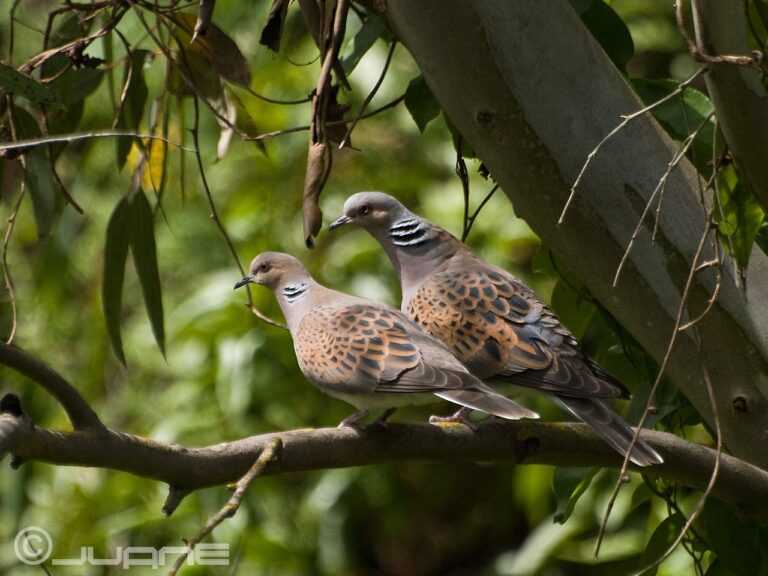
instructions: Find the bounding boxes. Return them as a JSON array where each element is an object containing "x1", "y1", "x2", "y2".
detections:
[
  {"x1": 713, "y1": 164, "x2": 765, "y2": 269},
  {"x1": 551, "y1": 279, "x2": 596, "y2": 339},
  {"x1": 404, "y1": 75, "x2": 440, "y2": 133},
  {"x1": 341, "y1": 15, "x2": 387, "y2": 74},
  {"x1": 705, "y1": 559, "x2": 738, "y2": 576},
  {"x1": 116, "y1": 50, "x2": 149, "y2": 169},
  {"x1": 177, "y1": 13, "x2": 251, "y2": 87},
  {"x1": 103, "y1": 197, "x2": 131, "y2": 365},
  {"x1": 631, "y1": 78, "x2": 720, "y2": 175},
  {"x1": 571, "y1": 0, "x2": 634, "y2": 69},
  {"x1": 0, "y1": 63, "x2": 57, "y2": 106},
  {"x1": 128, "y1": 191, "x2": 165, "y2": 357},
  {"x1": 15, "y1": 108, "x2": 58, "y2": 238},
  {"x1": 638, "y1": 512, "x2": 686, "y2": 575},
  {"x1": 48, "y1": 63, "x2": 104, "y2": 106},
  {"x1": 700, "y1": 498, "x2": 768, "y2": 576},
  {"x1": 552, "y1": 467, "x2": 598, "y2": 524}
]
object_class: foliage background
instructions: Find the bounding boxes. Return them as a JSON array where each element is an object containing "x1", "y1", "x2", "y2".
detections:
[{"x1": 0, "y1": 0, "x2": 760, "y2": 574}]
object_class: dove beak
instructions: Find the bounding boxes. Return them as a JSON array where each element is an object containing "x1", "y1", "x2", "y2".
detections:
[
  {"x1": 328, "y1": 214, "x2": 351, "y2": 231},
  {"x1": 233, "y1": 275, "x2": 253, "y2": 290}
]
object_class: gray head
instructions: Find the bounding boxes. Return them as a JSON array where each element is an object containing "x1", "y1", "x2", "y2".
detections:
[
  {"x1": 234, "y1": 252, "x2": 312, "y2": 293},
  {"x1": 330, "y1": 192, "x2": 436, "y2": 251},
  {"x1": 329, "y1": 192, "x2": 414, "y2": 234}
]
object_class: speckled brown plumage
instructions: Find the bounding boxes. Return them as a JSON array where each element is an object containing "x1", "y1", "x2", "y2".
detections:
[{"x1": 332, "y1": 192, "x2": 663, "y2": 464}]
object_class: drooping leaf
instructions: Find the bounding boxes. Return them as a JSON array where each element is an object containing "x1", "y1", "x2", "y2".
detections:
[
  {"x1": 404, "y1": 75, "x2": 440, "y2": 133},
  {"x1": 571, "y1": 0, "x2": 634, "y2": 69},
  {"x1": 259, "y1": 0, "x2": 290, "y2": 52},
  {"x1": 116, "y1": 50, "x2": 149, "y2": 169},
  {"x1": 128, "y1": 191, "x2": 165, "y2": 357},
  {"x1": 218, "y1": 84, "x2": 267, "y2": 158},
  {"x1": 103, "y1": 197, "x2": 131, "y2": 365},
  {"x1": 713, "y1": 164, "x2": 765, "y2": 269},
  {"x1": 15, "y1": 108, "x2": 58, "y2": 238},
  {"x1": 177, "y1": 12, "x2": 251, "y2": 87},
  {"x1": 552, "y1": 467, "x2": 598, "y2": 524},
  {"x1": 0, "y1": 63, "x2": 57, "y2": 106},
  {"x1": 699, "y1": 498, "x2": 768, "y2": 576},
  {"x1": 638, "y1": 512, "x2": 686, "y2": 576},
  {"x1": 341, "y1": 15, "x2": 387, "y2": 74}
]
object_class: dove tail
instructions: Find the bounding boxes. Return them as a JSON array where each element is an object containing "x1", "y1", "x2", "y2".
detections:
[
  {"x1": 555, "y1": 396, "x2": 663, "y2": 466},
  {"x1": 435, "y1": 387, "x2": 539, "y2": 420}
]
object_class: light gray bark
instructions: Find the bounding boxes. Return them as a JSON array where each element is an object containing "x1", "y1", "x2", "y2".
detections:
[
  {"x1": 383, "y1": 0, "x2": 768, "y2": 468},
  {"x1": 692, "y1": 0, "x2": 768, "y2": 211}
]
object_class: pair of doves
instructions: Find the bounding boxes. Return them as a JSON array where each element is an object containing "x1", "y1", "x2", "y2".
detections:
[{"x1": 234, "y1": 192, "x2": 663, "y2": 466}]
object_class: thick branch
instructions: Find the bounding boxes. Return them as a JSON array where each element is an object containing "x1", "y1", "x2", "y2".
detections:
[
  {"x1": 0, "y1": 343, "x2": 103, "y2": 430},
  {"x1": 4, "y1": 417, "x2": 768, "y2": 519},
  {"x1": 691, "y1": 0, "x2": 768, "y2": 211}
]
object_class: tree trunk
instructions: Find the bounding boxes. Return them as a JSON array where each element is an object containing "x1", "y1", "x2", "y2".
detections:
[{"x1": 382, "y1": 0, "x2": 768, "y2": 469}]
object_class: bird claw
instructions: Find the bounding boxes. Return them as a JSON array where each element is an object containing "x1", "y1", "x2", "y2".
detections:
[{"x1": 428, "y1": 407, "x2": 478, "y2": 431}]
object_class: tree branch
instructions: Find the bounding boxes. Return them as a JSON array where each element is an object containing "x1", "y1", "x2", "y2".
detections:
[
  {"x1": 689, "y1": 0, "x2": 768, "y2": 213},
  {"x1": 0, "y1": 343, "x2": 103, "y2": 430},
  {"x1": 3, "y1": 410, "x2": 768, "y2": 519}
]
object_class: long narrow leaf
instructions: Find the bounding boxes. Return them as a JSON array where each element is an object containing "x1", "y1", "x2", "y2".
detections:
[
  {"x1": 103, "y1": 197, "x2": 131, "y2": 365},
  {"x1": 128, "y1": 191, "x2": 165, "y2": 357}
]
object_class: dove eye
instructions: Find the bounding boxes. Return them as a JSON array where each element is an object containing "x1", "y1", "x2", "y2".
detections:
[
  {"x1": 259, "y1": 262, "x2": 271, "y2": 273},
  {"x1": 358, "y1": 203, "x2": 371, "y2": 216}
]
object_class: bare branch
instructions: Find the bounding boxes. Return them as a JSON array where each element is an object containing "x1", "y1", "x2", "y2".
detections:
[
  {"x1": 167, "y1": 437, "x2": 283, "y2": 575},
  {"x1": 0, "y1": 343, "x2": 103, "y2": 431},
  {"x1": 5, "y1": 414, "x2": 768, "y2": 520}
]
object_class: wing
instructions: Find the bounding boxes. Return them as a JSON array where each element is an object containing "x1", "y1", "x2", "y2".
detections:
[
  {"x1": 408, "y1": 267, "x2": 628, "y2": 399},
  {"x1": 294, "y1": 304, "x2": 421, "y2": 391}
]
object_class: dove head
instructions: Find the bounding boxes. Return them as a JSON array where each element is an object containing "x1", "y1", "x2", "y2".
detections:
[
  {"x1": 330, "y1": 192, "x2": 414, "y2": 234},
  {"x1": 236, "y1": 252, "x2": 312, "y2": 293}
]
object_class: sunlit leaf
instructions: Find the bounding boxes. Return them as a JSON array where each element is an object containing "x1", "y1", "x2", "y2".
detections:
[
  {"x1": 552, "y1": 467, "x2": 598, "y2": 524},
  {"x1": 404, "y1": 75, "x2": 440, "y2": 133},
  {"x1": 128, "y1": 190, "x2": 165, "y2": 357},
  {"x1": 571, "y1": 0, "x2": 634, "y2": 68},
  {"x1": 103, "y1": 196, "x2": 131, "y2": 365},
  {"x1": 116, "y1": 50, "x2": 149, "y2": 169},
  {"x1": 341, "y1": 15, "x2": 387, "y2": 74},
  {"x1": 713, "y1": 164, "x2": 765, "y2": 269},
  {"x1": 0, "y1": 63, "x2": 57, "y2": 106}
]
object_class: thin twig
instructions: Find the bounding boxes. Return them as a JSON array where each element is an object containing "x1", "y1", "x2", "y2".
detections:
[
  {"x1": 0, "y1": 130, "x2": 195, "y2": 153},
  {"x1": 676, "y1": 0, "x2": 764, "y2": 69},
  {"x1": 189, "y1": 96, "x2": 287, "y2": 329},
  {"x1": 462, "y1": 184, "x2": 500, "y2": 242},
  {"x1": 166, "y1": 437, "x2": 283, "y2": 576},
  {"x1": 595, "y1": 217, "x2": 715, "y2": 557},
  {"x1": 629, "y1": 327, "x2": 722, "y2": 576},
  {"x1": 338, "y1": 40, "x2": 397, "y2": 149},
  {"x1": 560, "y1": 67, "x2": 707, "y2": 225},
  {"x1": 613, "y1": 111, "x2": 715, "y2": 287}
]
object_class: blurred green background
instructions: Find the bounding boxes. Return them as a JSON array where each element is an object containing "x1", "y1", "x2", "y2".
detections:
[{"x1": 0, "y1": 0, "x2": 747, "y2": 574}]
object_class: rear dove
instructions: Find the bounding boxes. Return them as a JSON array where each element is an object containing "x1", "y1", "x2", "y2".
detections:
[
  {"x1": 330, "y1": 192, "x2": 663, "y2": 465},
  {"x1": 234, "y1": 252, "x2": 538, "y2": 428}
]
